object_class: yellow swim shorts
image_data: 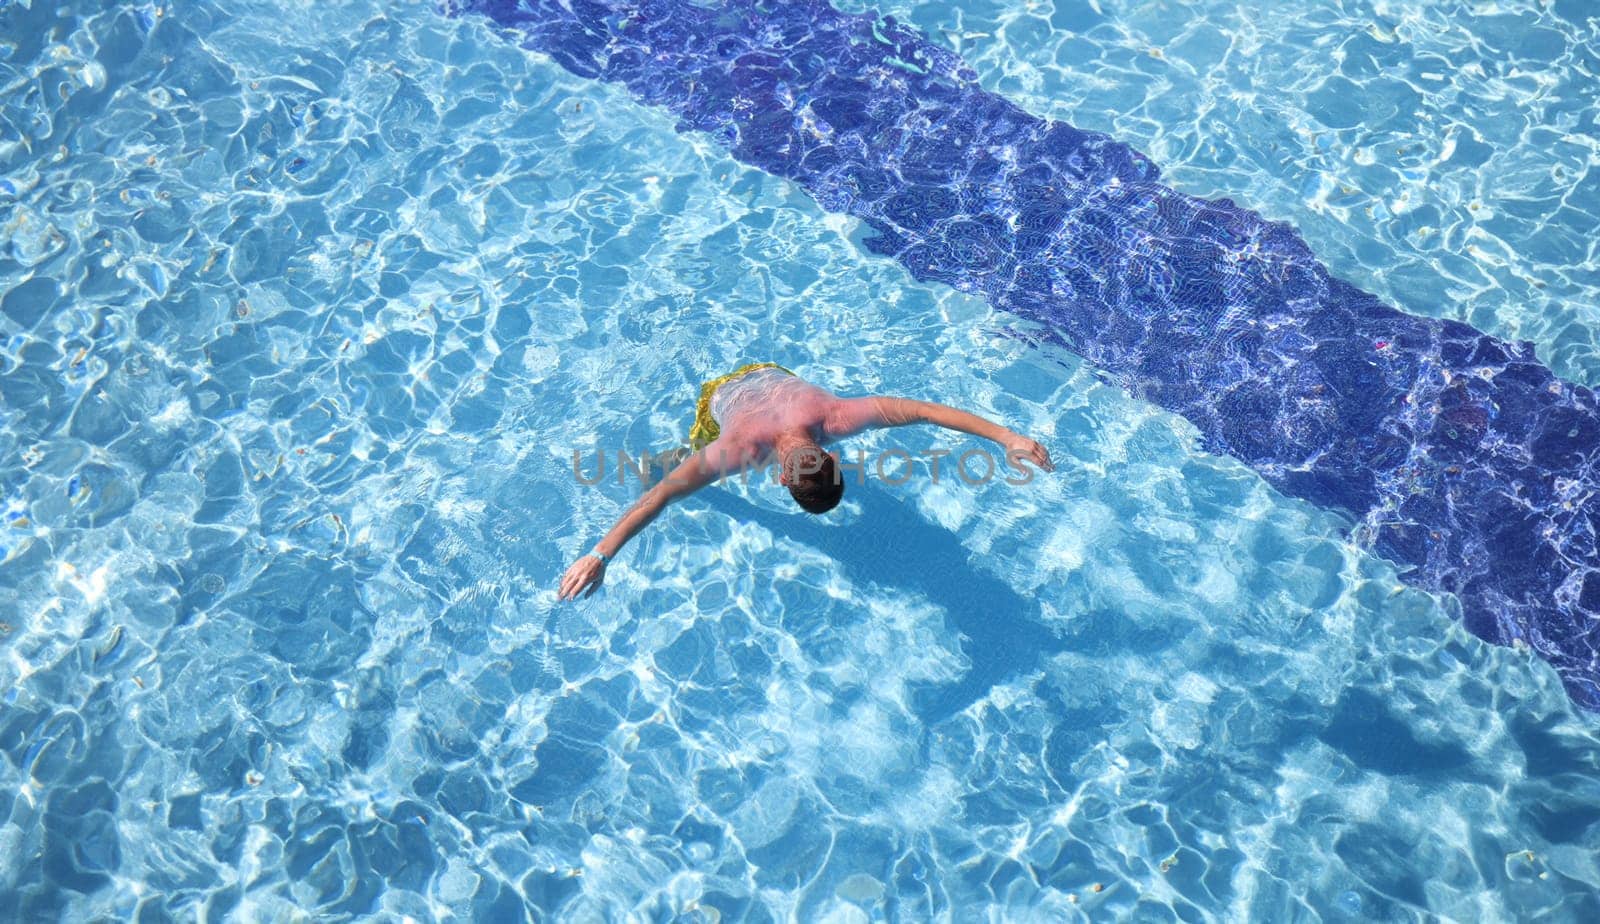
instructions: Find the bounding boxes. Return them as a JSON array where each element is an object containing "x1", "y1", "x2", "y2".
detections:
[{"x1": 688, "y1": 362, "x2": 793, "y2": 447}]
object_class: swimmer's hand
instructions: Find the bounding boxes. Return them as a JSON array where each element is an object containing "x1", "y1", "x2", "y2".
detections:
[
  {"x1": 1004, "y1": 432, "x2": 1054, "y2": 473},
  {"x1": 849, "y1": 398, "x2": 1055, "y2": 475},
  {"x1": 559, "y1": 555, "x2": 606, "y2": 600}
]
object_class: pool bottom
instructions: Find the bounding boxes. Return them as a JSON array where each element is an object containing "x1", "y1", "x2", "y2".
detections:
[{"x1": 450, "y1": 0, "x2": 1600, "y2": 710}]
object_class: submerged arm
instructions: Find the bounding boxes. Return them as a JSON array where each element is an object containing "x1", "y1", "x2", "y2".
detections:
[
  {"x1": 558, "y1": 443, "x2": 750, "y2": 600},
  {"x1": 827, "y1": 396, "x2": 1055, "y2": 472}
]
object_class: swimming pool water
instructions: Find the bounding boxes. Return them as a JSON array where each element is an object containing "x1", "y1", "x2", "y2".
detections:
[
  {"x1": 851, "y1": 0, "x2": 1600, "y2": 384},
  {"x1": 458, "y1": 0, "x2": 1600, "y2": 705},
  {"x1": 1, "y1": 0, "x2": 1598, "y2": 920}
]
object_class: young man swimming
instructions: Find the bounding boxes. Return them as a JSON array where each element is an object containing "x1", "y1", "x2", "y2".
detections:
[{"x1": 558, "y1": 363, "x2": 1054, "y2": 600}]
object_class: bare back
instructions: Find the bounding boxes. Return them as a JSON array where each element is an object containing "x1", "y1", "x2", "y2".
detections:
[{"x1": 710, "y1": 368, "x2": 839, "y2": 452}]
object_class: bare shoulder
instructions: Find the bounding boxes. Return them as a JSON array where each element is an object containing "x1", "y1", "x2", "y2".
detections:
[
  {"x1": 822, "y1": 396, "x2": 894, "y2": 439},
  {"x1": 694, "y1": 434, "x2": 763, "y2": 475}
]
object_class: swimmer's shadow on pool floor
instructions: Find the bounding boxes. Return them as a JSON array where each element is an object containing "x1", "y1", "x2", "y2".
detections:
[
  {"x1": 695, "y1": 479, "x2": 1529, "y2": 789},
  {"x1": 699, "y1": 481, "x2": 1070, "y2": 726}
]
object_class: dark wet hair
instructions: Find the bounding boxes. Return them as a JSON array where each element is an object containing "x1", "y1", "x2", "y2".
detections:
[{"x1": 786, "y1": 450, "x2": 843, "y2": 514}]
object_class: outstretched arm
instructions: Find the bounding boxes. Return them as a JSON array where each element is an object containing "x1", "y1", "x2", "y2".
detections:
[
  {"x1": 558, "y1": 443, "x2": 750, "y2": 600},
  {"x1": 826, "y1": 396, "x2": 1055, "y2": 473}
]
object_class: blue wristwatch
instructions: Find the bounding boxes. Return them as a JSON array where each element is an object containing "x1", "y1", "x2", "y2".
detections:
[{"x1": 589, "y1": 549, "x2": 611, "y2": 565}]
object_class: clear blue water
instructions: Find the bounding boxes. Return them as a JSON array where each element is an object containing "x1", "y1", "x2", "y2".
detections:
[
  {"x1": 843, "y1": 0, "x2": 1600, "y2": 384},
  {"x1": 2, "y1": 0, "x2": 1598, "y2": 920}
]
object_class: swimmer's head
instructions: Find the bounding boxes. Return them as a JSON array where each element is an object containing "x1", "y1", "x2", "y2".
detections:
[{"x1": 781, "y1": 443, "x2": 843, "y2": 514}]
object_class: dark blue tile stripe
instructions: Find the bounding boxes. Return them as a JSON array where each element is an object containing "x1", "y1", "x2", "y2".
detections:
[{"x1": 447, "y1": 0, "x2": 1600, "y2": 707}]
